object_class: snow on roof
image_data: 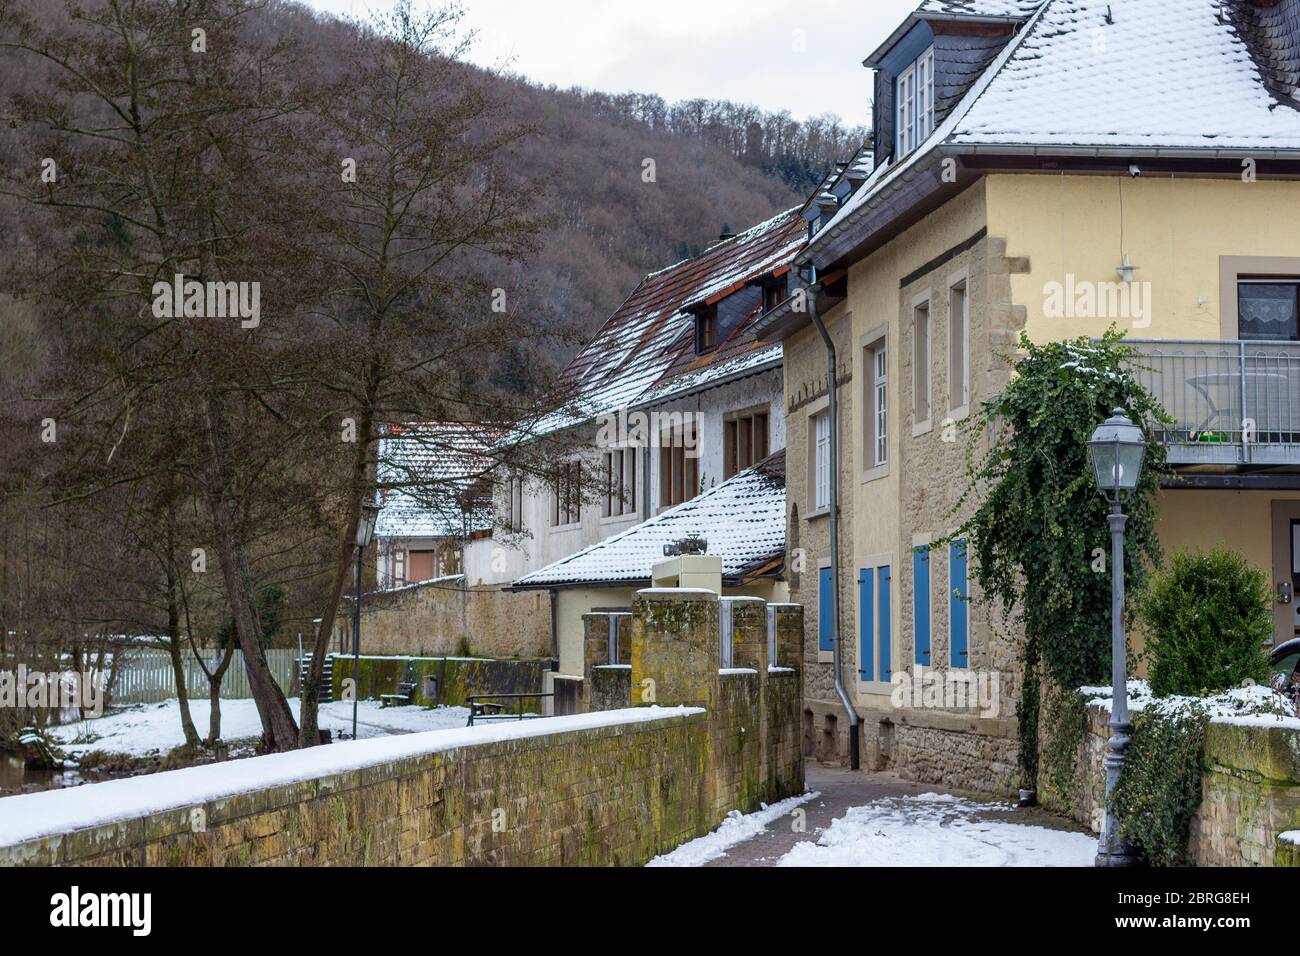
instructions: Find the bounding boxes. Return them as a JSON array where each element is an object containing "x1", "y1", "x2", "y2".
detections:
[
  {"x1": 513, "y1": 451, "x2": 786, "y2": 589},
  {"x1": 949, "y1": 0, "x2": 1300, "y2": 152},
  {"x1": 812, "y1": 0, "x2": 1300, "y2": 261},
  {"x1": 375, "y1": 423, "x2": 496, "y2": 540},
  {"x1": 533, "y1": 209, "x2": 806, "y2": 435},
  {"x1": 635, "y1": 343, "x2": 783, "y2": 407},
  {"x1": 916, "y1": 0, "x2": 1040, "y2": 17}
]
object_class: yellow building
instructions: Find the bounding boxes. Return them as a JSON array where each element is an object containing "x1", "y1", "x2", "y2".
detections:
[{"x1": 756, "y1": 0, "x2": 1300, "y2": 795}]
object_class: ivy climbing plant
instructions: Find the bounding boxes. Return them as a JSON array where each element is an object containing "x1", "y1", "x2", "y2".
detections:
[{"x1": 951, "y1": 329, "x2": 1171, "y2": 787}]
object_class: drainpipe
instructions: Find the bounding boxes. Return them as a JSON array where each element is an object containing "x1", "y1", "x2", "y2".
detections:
[
  {"x1": 549, "y1": 588, "x2": 559, "y2": 672},
  {"x1": 803, "y1": 274, "x2": 860, "y2": 771}
]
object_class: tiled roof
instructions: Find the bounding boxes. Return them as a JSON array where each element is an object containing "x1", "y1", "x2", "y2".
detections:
[
  {"x1": 512, "y1": 451, "x2": 786, "y2": 589},
  {"x1": 534, "y1": 209, "x2": 806, "y2": 435},
  {"x1": 375, "y1": 423, "x2": 497, "y2": 540},
  {"x1": 916, "y1": 0, "x2": 1040, "y2": 17},
  {"x1": 948, "y1": 0, "x2": 1300, "y2": 152},
  {"x1": 811, "y1": 0, "x2": 1300, "y2": 258}
]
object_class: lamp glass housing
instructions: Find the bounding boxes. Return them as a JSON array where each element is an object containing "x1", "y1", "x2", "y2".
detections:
[{"x1": 1088, "y1": 409, "x2": 1147, "y2": 494}]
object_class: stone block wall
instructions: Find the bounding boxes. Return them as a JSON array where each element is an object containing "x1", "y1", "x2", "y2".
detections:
[
  {"x1": 1042, "y1": 699, "x2": 1300, "y2": 866},
  {"x1": 332, "y1": 655, "x2": 548, "y2": 711},
  {"x1": 2, "y1": 589, "x2": 804, "y2": 869},
  {"x1": 348, "y1": 581, "x2": 550, "y2": 660},
  {"x1": 590, "y1": 666, "x2": 631, "y2": 712}
]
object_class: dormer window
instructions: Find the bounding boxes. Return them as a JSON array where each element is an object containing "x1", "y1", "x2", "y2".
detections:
[
  {"x1": 763, "y1": 278, "x2": 787, "y2": 313},
  {"x1": 896, "y1": 46, "x2": 934, "y2": 157},
  {"x1": 696, "y1": 306, "x2": 718, "y2": 353}
]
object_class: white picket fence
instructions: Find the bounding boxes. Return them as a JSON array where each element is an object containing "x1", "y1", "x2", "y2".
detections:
[{"x1": 111, "y1": 648, "x2": 299, "y2": 705}]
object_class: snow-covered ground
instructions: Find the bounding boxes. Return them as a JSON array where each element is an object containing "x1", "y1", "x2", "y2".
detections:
[
  {"x1": 49, "y1": 698, "x2": 471, "y2": 758},
  {"x1": 647, "y1": 791, "x2": 820, "y2": 867},
  {"x1": 654, "y1": 790, "x2": 1097, "y2": 867},
  {"x1": 777, "y1": 793, "x2": 1097, "y2": 867}
]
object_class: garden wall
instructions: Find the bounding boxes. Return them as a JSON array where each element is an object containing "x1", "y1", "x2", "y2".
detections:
[
  {"x1": 349, "y1": 581, "x2": 550, "y2": 660},
  {"x1": 1040, "y1": 699, "x2": 1300, "y2": 866},
  {"x1": 0, "y1": 589, "x2": 803, "y2": 868},
  {"x1": 332, "y1": 654, "x2": 549, "y2": 711}
]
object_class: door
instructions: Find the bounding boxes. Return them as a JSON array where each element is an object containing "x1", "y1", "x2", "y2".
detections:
[{"x1": 1270, "y1": 501, "x2": 1300, "y2": 646}]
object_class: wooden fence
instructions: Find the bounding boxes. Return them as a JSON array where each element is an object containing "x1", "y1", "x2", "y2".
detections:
[{"x1": 111, "y1": 648, "x2": 298, "y2": 705}]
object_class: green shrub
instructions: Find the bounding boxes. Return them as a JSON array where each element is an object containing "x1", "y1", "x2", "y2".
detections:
[
  {"x1": 1138, "y1": 548, "x2": 1272, "y2": 697},
  {"x1": 1113, "y1": 707, "x2": 1207, "y2": 866}
]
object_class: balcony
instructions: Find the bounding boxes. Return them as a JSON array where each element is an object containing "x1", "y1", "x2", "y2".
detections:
[{"x1": 1126, "y1": 340, "x2": 1300, "y2": 468}]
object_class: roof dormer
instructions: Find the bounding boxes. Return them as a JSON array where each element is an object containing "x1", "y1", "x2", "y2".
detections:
[{"x1": 867, "y1": 3, "x2": 1030, "y2": 167}]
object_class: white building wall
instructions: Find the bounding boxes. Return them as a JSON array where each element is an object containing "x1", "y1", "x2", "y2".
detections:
[{"x1": 470, "y1": 367, "x2": 785, "y2": 589}]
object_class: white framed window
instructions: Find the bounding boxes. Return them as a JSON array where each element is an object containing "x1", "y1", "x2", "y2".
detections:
[
  {"x1": 724, "y1": 409, "x2": 770, "y2": 478},
  {"x1": 553, "y1": 460, "x2": 580, "y2": 527},
  {"x1": 913, "y1": 300, "x2": 931, "y2": 427},
  {"x1": 658, "y1": 419, "x2": 699, "y2": 508},
  {"x1": 602, "y1": 448, "x2": 637, "y2": 518},
  {"x1": 507, "y1": 474, "x2": 525, "y2": 532},
  {"x1": 813, "y1": 410, "x2": 831, "y2": 512},
  {"x1": 916, "y1": 47, "x2": 934, "y2": 142},
  {"x1": 873, "y1": 346, "x2": 888, "y2": 467},
  {"x1": 392, "y1": 548, "x2": 406, "y2": 588},
  {"x1": 949, "y1": 279, "x2": 970, "y2": 411},
  {"x1": 896, "y1": 47, "x2": 935, "y2": 157}
]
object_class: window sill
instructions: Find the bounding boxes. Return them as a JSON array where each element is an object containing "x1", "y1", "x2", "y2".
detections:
[
  {"x1": 818, "y1": 650, "x2": 834, "y2": 664},
  {"x1": 806, "y1": 507, "x2": 831, "y2": 522},
  {"x1": 860, "y1": 464, "x2": 889, "y2": 485},
  {"x1": 550, "y1": 522, "x2": 581, "y2": 534},
  {"x1": 912, "y1": 418, "x2": 933, "y2": 438},
  {"x1": 855, "y1": 679, "x2": 894, "y2": 696},
  {"x1": 946, "y1": 404, "x2": 970, "y2": 425},
  {"x1": 599, "y1": 512, "x2": 638, "y2": 528}
]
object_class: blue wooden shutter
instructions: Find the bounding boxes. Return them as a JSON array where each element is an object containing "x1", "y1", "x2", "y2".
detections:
[
  {"x1": 858, "y1": 568, "x2": 874, "y2": 681},
  {"x1": 913, "y1": 546, "x2": 931, "y2": 665},
  {"x1": 819, "y1": 566, "x2": 834, "y2": 652},
  {"x1": 950, "y1": 540, "x2": 969, "y2": 667},
  {"x1": 879, "y1": 565, "x2": 892, "y2": 680}
]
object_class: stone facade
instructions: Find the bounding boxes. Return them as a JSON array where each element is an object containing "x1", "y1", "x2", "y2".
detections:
[
  {"x1": 1042, "y1": 700, "x2": 1300, "y2": 866},
  {"x1": 783, "y1": 179, "x2": 1029, "y2": 795}
]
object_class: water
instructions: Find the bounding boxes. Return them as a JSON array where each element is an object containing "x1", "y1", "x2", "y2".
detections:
[{"x1": 0, "y1": 752, "x2": 96, "y2": 797}]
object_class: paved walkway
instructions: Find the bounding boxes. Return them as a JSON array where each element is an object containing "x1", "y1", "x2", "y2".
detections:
[{"x1": 705, "y1": 761, "x2": 1093, "y2": 867}]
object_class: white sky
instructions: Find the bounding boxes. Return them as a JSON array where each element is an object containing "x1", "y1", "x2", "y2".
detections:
[{"x1": 300, "y1": 0, "x2": 921, "y2": 124}]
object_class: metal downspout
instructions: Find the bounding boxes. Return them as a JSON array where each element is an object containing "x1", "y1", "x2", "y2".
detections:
[{"x1": 804, "y1": 278, "x2": 860, "y2": 770}]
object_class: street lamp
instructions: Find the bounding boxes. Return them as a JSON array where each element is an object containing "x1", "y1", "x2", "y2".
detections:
[
  {"x1": 351, "y1": 499, "x2": 381, "y2": 742},
  {"x1": 1087, "y1": 408, "x2": 1147, "y2": 867}
]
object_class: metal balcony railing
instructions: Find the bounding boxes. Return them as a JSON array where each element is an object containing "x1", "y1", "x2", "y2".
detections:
[{"x1": 1126, "y1": 339, "x2": 1300, "y2": 466}]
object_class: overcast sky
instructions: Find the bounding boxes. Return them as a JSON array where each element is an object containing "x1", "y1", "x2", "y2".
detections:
[{"x1": 301, "y1": 0, "x2": 920, "y2": 125}]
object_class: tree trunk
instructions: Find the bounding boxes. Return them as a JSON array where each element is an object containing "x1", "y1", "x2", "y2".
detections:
[
  {"x1": 203, "y1": 643, "x2": 235, "y2": 745},
  {"x1": 164, "y1": 529, "x2": 201, "y2": 749},
  {"x1": 203, "y1": 388, "x2": 300, "y2": 751},
  {"x1": 300, "y1": 407, "x2": 374, "y2": 748}
]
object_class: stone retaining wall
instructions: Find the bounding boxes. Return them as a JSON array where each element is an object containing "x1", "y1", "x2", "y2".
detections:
[
  {"x1": 332, "y1": 655, "x2": 548, "y2": 711},
  {"x1": 1041, "y1": 700, "x2": 1300, "y2": 866},
  {"x1": 1, "y1": 589, "x2": 804, "y2": 868}
]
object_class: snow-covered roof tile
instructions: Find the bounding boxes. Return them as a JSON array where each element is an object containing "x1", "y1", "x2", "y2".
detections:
[
  {"x1": 375, "y1": 423, "x2": 497, "y2": 540},
  {"x1": 532, "y1": 209, "x2": 805, "y2": 435},
  {"x1": 810, "y1": 0, "x2": 1300, "y2": 264},
  {"x1": 949, "y1": 0, "x2": 1300, "y2": 152},
  {"x1": 512, "y1": 451, "x2": 786, "y2": 589}
]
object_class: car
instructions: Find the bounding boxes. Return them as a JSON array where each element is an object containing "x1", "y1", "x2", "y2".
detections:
[{"x1": 1269, "y1": 638, "x2": 1300, "y2": 707}]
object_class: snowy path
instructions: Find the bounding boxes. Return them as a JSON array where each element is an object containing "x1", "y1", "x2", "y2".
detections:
[
  {"x1": 776, "y1": 791, "x2": 1096, "y2": 866},
  {"x1": 655, "y1": 764, "x2": 1096, "y2": 868},
  {"x1": 49, "y1": 698, "x2": 471, "y2": 757}
]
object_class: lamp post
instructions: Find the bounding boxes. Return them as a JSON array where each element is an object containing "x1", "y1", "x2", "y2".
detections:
[
  {"x1": 352, "y1": 499, "x2": 381, "y2": 742},
  {"x1": 1087, "y1": 408, "x2": 1147, "y2": 867}
]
